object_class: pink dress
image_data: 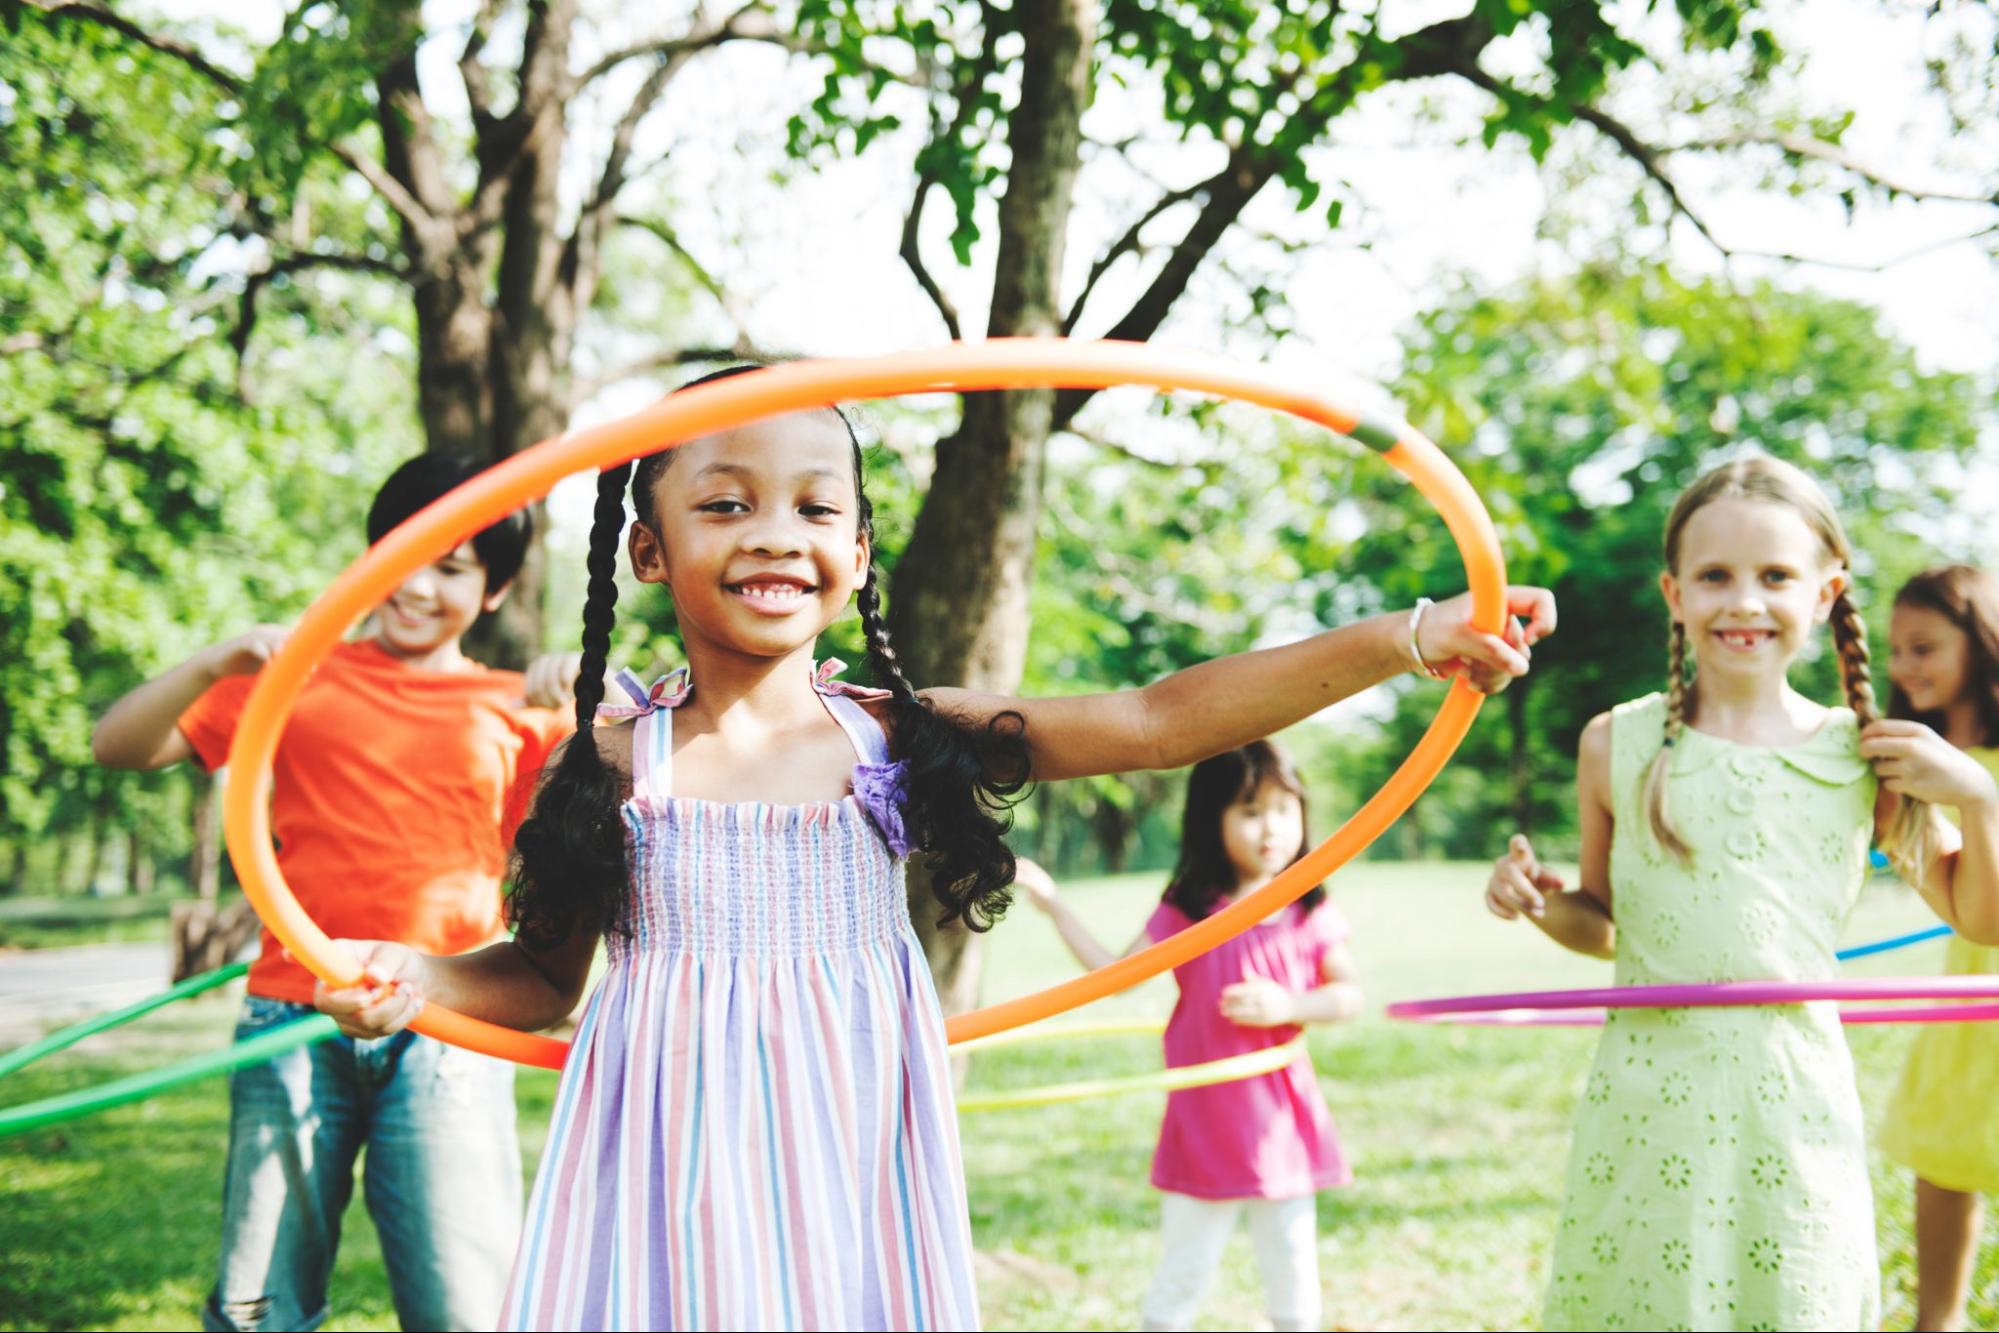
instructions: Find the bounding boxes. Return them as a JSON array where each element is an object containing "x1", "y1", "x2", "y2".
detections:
[{"x1": 1143, "y1": 898, "x2": 1352, "y2": 1200}]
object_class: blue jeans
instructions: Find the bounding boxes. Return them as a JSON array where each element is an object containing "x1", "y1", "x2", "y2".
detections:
[{"x1": 203, "y1": 997, "x2": 522, "y2": 1332}]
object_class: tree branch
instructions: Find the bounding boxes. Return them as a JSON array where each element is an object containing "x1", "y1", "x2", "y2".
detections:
[
  {"x1": 573, "y1": 4, "x2": 857, "y2": 90},
  {"x1": 232, "y1": 251, "x2": 410, "y2": 360},
  {"x1": 581, "y1": 51, "x2": 686, "y2": 223},
  {"x1": 458, "y1": 0, "x2": 511, "y2": 135},
  {"x1": 30, "y1": 0, "x2": 245, "y2": 93},
  {"x1": 897, "y1": 19, "x2": 1002, "y2": 342},
  {"x1": 1716, "y1": 221, "x2": 1999, "y2": 272},
  {"x1": 1670, "y1": 132, "x2": 1999, "y2": 207},
  {"x1": 1447, "y1": 64, "x2": 1728, "y2": 254},
  {"x1": 617, "y1": 215, "x2": 761, "y2": 352},
  {"x1": 1058, "y1": 423, "x2": 1183, "y2": 471},
  {"x1": 1062, "y1": 178, "x2": 1205, "y2": 335},
  {"x1": 573, "y1": 345, "x2": 779, "y2": 400},
  {"x1": 330, "y1": 143, "x2": 438, "y2": 240},
  {"x1": 1054, "y1": 13, "x2": 1495, "y2": 428},
  {"x1": 899, "y1": 177, "x2": 962, "y2": 341}
]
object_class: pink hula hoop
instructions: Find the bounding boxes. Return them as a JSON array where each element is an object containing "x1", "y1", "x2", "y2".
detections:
[{"x1": 1387, "y1": 976, "x2": 1999, "y2": 1028}]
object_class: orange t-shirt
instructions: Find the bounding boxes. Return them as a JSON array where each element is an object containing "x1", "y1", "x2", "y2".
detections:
[{"x1": 178, "y1": 639, "x2": 571, "y2": 1003}]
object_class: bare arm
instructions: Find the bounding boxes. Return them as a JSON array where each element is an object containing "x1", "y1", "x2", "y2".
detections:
[
  {"x1": 1216, "y1": 936, "x2": 1363, "y2": 1027},
  {"x1": 92, "y1": 625, "x2": 290, "y2": 770},
  {"x1": 1290, "y1": 939, "x2": 1365, "y2": 1023},
  {"x1": 927, "y1": 588, "x2": 1557, "y2": 783},
  {"x1": 315, "y1": 926, "x2": 600, "y2": 1037},
  {"x1": 1012, "y1": 859, "x2": 1145, "y2": 971},
  {"x1": 1865, "y1": 720, "x2": 1999, "y2": 943},
  {"x1": 1486, "y1": 712, "x2": 1616, "y2": 961}
]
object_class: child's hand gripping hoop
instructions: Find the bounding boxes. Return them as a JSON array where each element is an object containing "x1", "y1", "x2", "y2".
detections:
[{"x1": 222, "y1": 339, "x2": 1508, "y2": 1068}]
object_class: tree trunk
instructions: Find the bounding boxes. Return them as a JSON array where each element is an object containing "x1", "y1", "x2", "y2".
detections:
[
  {"x1": 129, "y1": 829, "x2": 155, "y2": 896},
  {"x1": 891, "y1": 0, "x2": 1094, "y2": 1015},
  {"x1": 1093, "y1": 797, "x2": 1132, "y2": 873},
  {"x1": 171, "y1": 898, "x2": 261, "y2": 983},
  {"x1": 1509, "y1": 679, "x2": 1533, "y2": 836},
  {"x1": 188, "y1": 772, "x2": 221, "y2": 902}
]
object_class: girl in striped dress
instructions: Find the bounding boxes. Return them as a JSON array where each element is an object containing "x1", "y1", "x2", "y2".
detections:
[{"x1": 317, "y1": 366, "x2": 1555, "y2": 1332}]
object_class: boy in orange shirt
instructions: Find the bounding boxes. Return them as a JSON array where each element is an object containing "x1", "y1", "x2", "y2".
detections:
[{"x1": 94, "y1": 453, "x2": 573, "y2": 1332}]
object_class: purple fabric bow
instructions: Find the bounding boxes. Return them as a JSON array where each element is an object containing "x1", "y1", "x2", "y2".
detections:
[
  {"x1": 594, "y1": 666, "x2": 691, "y2": 722},
  {"x1": 851, "y1": 757, "x2": 913, "y2": 859},
  {"x1": 812, "y1": 657, "x2": 892, "y2": 701},
  {"x1": 817, "y1": 659, "x2": 911, "y2": 856}
]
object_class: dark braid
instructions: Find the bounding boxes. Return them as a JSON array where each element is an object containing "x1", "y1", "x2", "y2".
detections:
[
  {"x1": 853, "y1": 547, "x2": 1029, "y2": 930},
  {"x1": 507, "y1": 463, "x2": 634, "y2": 947},
  {"x1": 831, "y1": 415, "x2": 1029, "y2": 928}
]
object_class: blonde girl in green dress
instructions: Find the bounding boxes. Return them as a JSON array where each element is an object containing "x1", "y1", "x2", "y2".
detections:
[
  {"x1": 1483, "y1": 458, "x2": 1999, "y2": 1331},
  {"x1": 1875, "y1": 565, "x2": 1999, "y2": 1331}
]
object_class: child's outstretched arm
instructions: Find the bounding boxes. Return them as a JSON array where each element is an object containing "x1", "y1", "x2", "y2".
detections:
[
  {"x1": 92, "y1": 625, "x2": 290, "y2": 770},
  {"x1": 1485, "y1": 712, "x2": 1615, "y2": 960},
  {"x1": 315, "y1": 927, "x2": 598, "y2": 1038},
  {"x1": 1013, "y1": 859, "x2": 1146, "y2": 971},
  {"x1": 1863, "y1": 719, "x2": 1999, "y2": 944},
  {"x1": 927, "y1": 587, "x2": 1556, "y2": 782}
]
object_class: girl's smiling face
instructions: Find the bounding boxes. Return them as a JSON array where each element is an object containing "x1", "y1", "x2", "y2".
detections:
[
  {"x1": 629, "y1": 413, "x2": 868, "y2": 658},
  {"x1": 1888, "y1": 603, "x2": 1971, "y2": 716},
  {"x1": 1660, "y1": 497, "x2": 1845, "y2": 684}
]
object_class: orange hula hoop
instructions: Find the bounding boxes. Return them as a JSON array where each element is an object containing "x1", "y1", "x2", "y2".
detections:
[{"x1": 222, "y1": 338, "x2": 1506, "y2": 1068}]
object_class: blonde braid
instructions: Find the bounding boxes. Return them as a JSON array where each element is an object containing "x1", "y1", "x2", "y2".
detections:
[
  {"x1": 1830, "y1": 588, "x2": 1939, "y2": 881},
  {"x1": 1828, "y1": 590, "x2": 1880, "y2": 726},
  {"x1": 1643, "y1": 618, "x2": 1694, "y2": 864}
]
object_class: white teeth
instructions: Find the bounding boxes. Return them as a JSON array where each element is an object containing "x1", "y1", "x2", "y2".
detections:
[{"x1": 737, "y1": 584, "x2": 807, "y2": 604}]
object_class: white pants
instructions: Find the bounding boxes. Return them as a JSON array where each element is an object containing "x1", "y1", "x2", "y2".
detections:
[{"x1": 1138, "y1": 1191, "x2": 1321, "y2": 1332}]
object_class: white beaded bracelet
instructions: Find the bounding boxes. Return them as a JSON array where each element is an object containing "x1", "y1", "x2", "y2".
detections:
[{"x1": 1407, "y1": 597, "x2": 1448, "y2": 679}]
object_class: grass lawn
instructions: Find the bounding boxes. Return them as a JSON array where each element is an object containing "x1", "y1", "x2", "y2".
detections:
[
  {"x1": 0, "y1": 895, "x2": 180, "y2": 951},
  {"x1": 3, "y1": 861, "x2": 1997, "y2": 1330}
]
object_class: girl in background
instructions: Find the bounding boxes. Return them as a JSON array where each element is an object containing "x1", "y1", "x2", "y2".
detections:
[
  {"x1": 1876, "y1": 565, "x2": 1999, "y2": 1331},
  {"x1": 1018, "y1": 740, "x2": 1360, "y2": 1333}
]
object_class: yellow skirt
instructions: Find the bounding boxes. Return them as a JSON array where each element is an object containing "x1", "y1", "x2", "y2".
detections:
[{"x1": 1878, "y1": 934, "x2": 1999, "y2": 1193}]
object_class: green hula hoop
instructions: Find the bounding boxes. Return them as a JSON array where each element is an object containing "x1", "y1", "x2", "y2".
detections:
[
  {"x1": 955, "y1": 1019, "x2": 1310, "y2": 1114},
  {"x1": 0, "y1": 1013, "x2": 337, "y2": 1139},
  {"x1": 0, "y1": 961, "x2": 250, "y2": 1082}
]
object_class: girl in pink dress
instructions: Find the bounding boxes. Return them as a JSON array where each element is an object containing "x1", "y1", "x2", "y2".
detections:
[{"x1": 1018, "y1": 740, "x2": 1359, "y2": 1332}]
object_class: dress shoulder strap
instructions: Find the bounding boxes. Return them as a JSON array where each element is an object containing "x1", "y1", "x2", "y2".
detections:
[
  {"x1": 818, "y1": 691, "x2": 891, "y2": 767},
  {"x1": 628, "y1": 701, "x2": 675, "y2": 807}
]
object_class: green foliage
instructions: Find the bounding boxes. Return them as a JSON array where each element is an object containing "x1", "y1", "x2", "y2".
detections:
[
  {"x1": 782, "y1": 0, "x2": 1776, "y2": 257},
  {"x1": 0, "y1": 21, "x2": 415, "y2": 886},
  {"x1": 1335, "y1": 262, "x2": 1988, "y2": 859}
]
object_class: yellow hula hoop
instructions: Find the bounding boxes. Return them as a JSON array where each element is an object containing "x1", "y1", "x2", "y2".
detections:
[{"x1": 958, "y1": 1032, "x2": 1309, "y2": 1114}]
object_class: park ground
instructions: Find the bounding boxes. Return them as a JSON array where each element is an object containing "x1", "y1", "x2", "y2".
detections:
[{"x1": 2, "y1": 862, "x2": 1995, "y2": 1330}]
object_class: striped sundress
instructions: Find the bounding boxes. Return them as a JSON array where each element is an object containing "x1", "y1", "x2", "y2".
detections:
[{"x1": 500, "y1": 662, "x2": 980, "y2": 1331}]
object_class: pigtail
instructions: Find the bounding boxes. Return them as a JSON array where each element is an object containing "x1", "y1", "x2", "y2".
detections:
[
  {"x1": 1643, "y1": 619, "x2": 1694, "y2": 864},
  {"x1": 853, "y1": 506, "x2": 1030, "y2": 931},
  {"x1": 1829, "y1": 588, "x2": 1941, "y2": 883},
  {"x1": 508, "y1": 463, "x2": 635, "y2": 946}
]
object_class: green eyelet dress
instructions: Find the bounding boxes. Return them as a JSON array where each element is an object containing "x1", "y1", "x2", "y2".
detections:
[{"x1": 1544, "y1": 693, "x2": 1880, "y2": 1332}]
